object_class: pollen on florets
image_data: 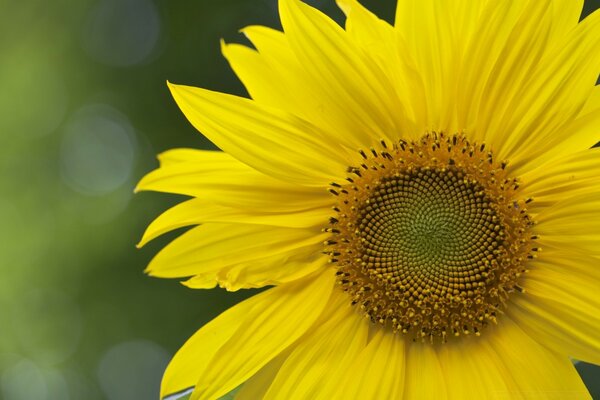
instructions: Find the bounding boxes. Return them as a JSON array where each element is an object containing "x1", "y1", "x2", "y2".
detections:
[{"x1": 325, "y1": 133, "x2": 535, "y2": 343}]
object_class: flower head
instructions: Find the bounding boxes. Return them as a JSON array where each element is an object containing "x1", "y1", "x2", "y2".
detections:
[{"x1": 138, "y1": 0, "x2": 600, "y2": 398}]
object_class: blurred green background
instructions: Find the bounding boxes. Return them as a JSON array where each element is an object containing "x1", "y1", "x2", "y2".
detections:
[{"x1": 0, "y1": 1, "x2": 599, "y2": 399}]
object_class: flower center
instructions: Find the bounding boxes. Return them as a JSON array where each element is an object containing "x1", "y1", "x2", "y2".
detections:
[{"x1": 326, "y1": 133, "x2": 536, "y2": 343}]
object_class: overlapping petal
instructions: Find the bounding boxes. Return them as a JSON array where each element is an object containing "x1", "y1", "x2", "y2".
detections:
[
  {"x1": 333, "y1": 328, "x2": 405, "y2": 399},
  {"x1": 519, "y1": 147, "x2": 600, "y2": 212},
  {"x1": 404, "y1": 344, "x2": 447, "y2": 399},
  {"x1": 137, "y1": 149, "x2": 330, "y2": 211},
  {"x1": 138, "y1": 197, "x2": 330, "y2": 247},
  {"x1": 190, "y1": 270, "x2": 335, "y2": 400},
  {"x1": 483, "y1": 318, "x2": 590, "y2": 399},
  {"x1": 337, "y1": 0, "x2": 427, "y2": 135},
  {"x1": 235, "y1": 352, "x2": 290, "y2": 400},
  {"x1": 550, "y1": 1, "x2": 585, "y2": 39},
  {"x1": 438, "y1": 338, "x2": 512, "y2": 399},
  {"x1": 279, "y1": 0, "x2": 413, "y2": 146},
  {"x1": 395, "y1": 0, "x2": 473, "y2": 130},
  {"x1": 261, "y1": 291, "x2": 369, "y2": 399},
  {"x1": 490, "y1": 7, "x2": 600, "y2": 173},
  {"x1": 168, "y1": 83, "x2": 349, "y2": 186},
  {"x1": 535, "y1": 192, "x2": 600, "y2": 257},
  {"x1": 438, "y1": 317, "x2": 590, "y2": 399},
  {"x1": 511, "y1": 249, "x2": 600, "y2": 365},
  {"x1": 457, "y1": 0, "x2": 535, "y2": 141},
  {"x1": 160, "y1": 289, "x2": 266, "y2": 399},
  {"x1": 146, "y1": 223, "x2": 328, "y2": 290}
]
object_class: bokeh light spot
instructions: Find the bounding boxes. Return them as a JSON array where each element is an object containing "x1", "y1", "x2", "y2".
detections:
[
  {"x1": 83, "y1": 0, "x2": 161, "y2": 66},
  {"x1": 12, "y1": 290, "x2": 82, "y2": 366},
  {"x1": 97, "y1": 340, "x2": 169, "y2": 400},
  {"x1": 1, "y1": 359, "x2": 47, "y2": 400},
  {"x1": 60, "y1": 104, "x2": 137, "y2": 196}
]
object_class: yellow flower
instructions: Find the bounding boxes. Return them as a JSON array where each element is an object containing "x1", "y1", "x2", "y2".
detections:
[{"x1": 138, "y1": 0, "x2": 600, "y2": 398}]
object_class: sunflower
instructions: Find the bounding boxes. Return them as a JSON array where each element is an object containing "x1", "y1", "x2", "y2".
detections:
[{"x1": 137, "y1": 0, "x2": 600, "y2": 398}]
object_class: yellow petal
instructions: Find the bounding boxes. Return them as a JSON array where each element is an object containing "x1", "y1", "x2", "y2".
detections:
[
  {"x1": 160, "y1": 287, "x2": 269, "y2": 399},
  {"x1": 395, "y1": 0, "x2": 486, "y2": 130},
  {"x1": 550, "y1": 1, "x2": 585, "y2": 39},
  {"x1": 191, "y1": 270, "x2": 335, "y2": 400},
  {"x1": 519, "y1": 148, "x2": 600, "y2": 212},
  {"x1": 221, "y1": 40, "x2": 331, "y2": 144},
  {"x1": 476, "y1": 0, "x2": 553, "y2": 152},
  {"x1": 438, "y1": 337, "x2": 512, "y2": 399},
  {"x1": 185, "y1": 252, "x2": 327, "y2": 292},
  {"x1": 263, "y1": 290, "x2": 369, "y2": 400},
  {"x1": 535, "y1": 192, "x2": 600, "y2": 256},
  {"x1": 336, "y1": 0, "x2": 426, "y2": 135},
  {"x1": 234, "y1": 351, "x2": 290, "y2": 400},
  {"x1": 538, "y1": 87, "x2": 600, "y2": 165},
  {"x1": 580, "y1": 84, "x2": 600, "y2": 116},
  {"x1": 221, "y1": 37, "x2": 368, "y2": 158},
  {"x1": 220, "y1": 41, "x2": 284, "y2": 108},
  {"x1": 404, "y1": 343, "x2": 447, "y2": 399},
  {"x1": 437, "y1": 316, "x2": 590, "y2": 399},
  {"x1": 485, "y1": 317, "x2": 591, "y2": 399},
  {"x1": 168, "y1": 83, "x2": 348, "y2": 186},
  {"x1": 334, "y1": 328, "x2": 405, "y2": 399},
  {"x1": 493, "y1": 8, "x2": 600, "y2": 174},
  {"x1": 279, "y1": 0, "x2": 411, "y2": 146},
  {"x1": 394, "y1": 0, "x2": 491, "y2": 50},
  {"x1": 138, "y1": 197, "x2": 331, "y2": 247},
  {"x1": 238, "y1": 25, "x2": 374, "y2": 152},
  {"x1": 136, "y1": 148, "x2": 330, "y2": 212},
  {"x1": 146, "y1": 223, "x2": 327, "y2": 290},
  {"x1": 510, "y1": 249, "x2": 600, "y2": 365},
  {"x1": 457, "y1": 0, "x2": 528, "y2": 140}
]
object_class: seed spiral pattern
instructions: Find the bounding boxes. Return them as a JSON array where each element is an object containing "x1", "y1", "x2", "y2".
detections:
[{"x1": 325, "y1": 133, "x2": 535, "y2": 342}]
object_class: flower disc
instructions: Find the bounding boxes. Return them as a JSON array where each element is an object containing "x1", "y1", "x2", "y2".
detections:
[{"x1": 328, "y1": 133, "x2": 536, "y2": 342}]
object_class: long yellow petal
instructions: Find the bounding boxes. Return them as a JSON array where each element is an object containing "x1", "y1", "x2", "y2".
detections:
[
  {"x1": 168, "y1": 83, "x2": 348, "y2": 186},
  {"x1": 337, "y1": 0, "x2": 426, "y2": 136},
  {"x1": 485, "y1": 317, "x2": 590, "y2": 399},
  {"x1": 395, "y1": 0, "x2": 484, "y2": 130},
  {"x1": 457, "y1": 0, "x2": 528, "y2": 140},
  {"x1": 535, "y1": 88, "x2": 600, "y2": 165},
  {"x1": 137, "y1": 149, "x2": 330, "y2": 211},
  {"x1": 494, "y1": 8, "x2": 600, "y2": 174},
  {"x1": 438, "y1": 338, "x2": 511, "y2": 399},
  {"x1": 221, "y1": 40, "x2": 346, "y2": 150},
  {"x1": 519, "y1": 148, "x2": 600, "y2": 213},
  {"x1": 550, "y1": 0, "x2": 585, "y2": 39},
  {"x1": 404, "y1": 343, "x2": 447, "y2": 399},
  {"x1": 183, "y1": 252, "x2": 327, "y2": 292},
  {"x1": 146, "y1": 223, "x2": 327, "y2": 290},
  {"x1": 334, "y1": 328, "x2": 405, "y2": 399},
  {"x1": 279, "y1": 0, "x2": 410, "y2": 146},
  {"x1": 138, "y1": 197, "x2": 331, "y2": 247},
  {"x1": 535, "y1": 192, "x2": 600, "y2": 256},
  {"x1": 220, "y1": 41, "x2": 285, "y2": 109},
  {"x1": 510, "y1": 249, "x2": 600, "y2": 365},
  {"x1": 581, "y1": 84, "x2": 600, "y2": 116},
  {"x1": 238, "y1": 25, "x2": 373, "y2": 152},
  {"x1": 160, "y1": 288, "x2": 269, "y2": 399},
  {"x1": 191, "y1": 270, "x2": 335, "y2": 400},
  {"x1": 437, "y1": 315, "x2": 589, "y2": 399},
  {"x1": 263, "y1": 290, "x2": 368, "y2": 400},
  {"x1": 234, "y1": 351, "x2": 290, "y2": 400},
  {"x1": 476, "y1": 0, "x2": 553, "y2": 152}
]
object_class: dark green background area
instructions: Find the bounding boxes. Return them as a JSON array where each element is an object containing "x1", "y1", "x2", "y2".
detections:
[{"x1": 0, "y1": 1, "x2": 598, "y2": 399}]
